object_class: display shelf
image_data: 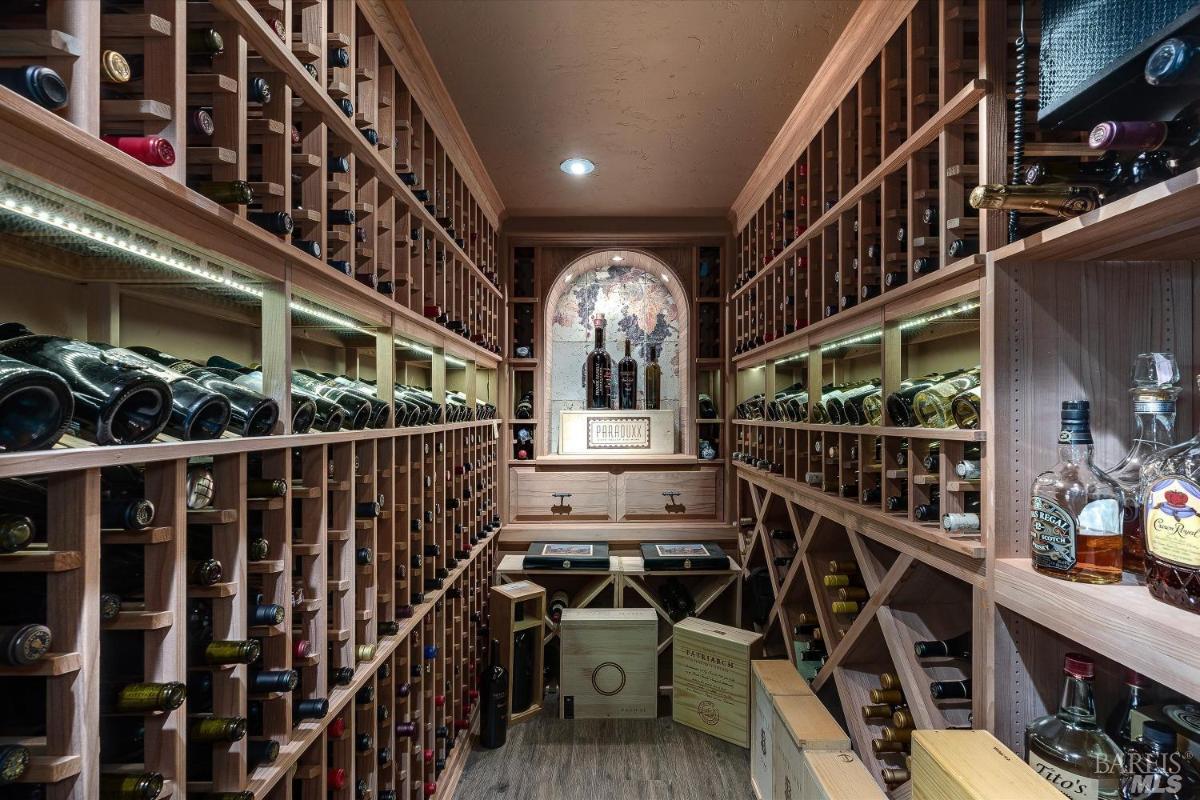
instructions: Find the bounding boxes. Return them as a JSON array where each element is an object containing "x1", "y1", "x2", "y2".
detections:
[{"x1": 994, "y1": 559, "x2": 1200, "y2": 701}]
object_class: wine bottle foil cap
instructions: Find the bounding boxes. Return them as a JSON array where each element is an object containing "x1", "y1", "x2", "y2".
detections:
[
  {"x1": 1126, "y1": 668, "x2": 1148, "y2": 687},
  {"x1": 1145, "y1": 37, "x2": 1195, "y2": 86},
  {"x1": 1064, "y1": 652, "x2": 1094, "y2": 678},
  {"x1": 102, "y1": 50, "x2": 131, "y2": 83}
]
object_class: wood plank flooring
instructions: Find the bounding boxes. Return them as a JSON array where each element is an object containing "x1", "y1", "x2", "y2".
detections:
[{"x1": 454, "y1": 701, "x2": 753, "y2": 799}]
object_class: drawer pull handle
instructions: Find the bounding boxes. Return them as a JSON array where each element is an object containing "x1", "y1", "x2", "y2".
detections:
[
  {"x1": 662, "y1": 490, "x2": 682, "y2": 503},
  {"x1": 551, "y1": 492, "x2": 573, "y2": 509}
]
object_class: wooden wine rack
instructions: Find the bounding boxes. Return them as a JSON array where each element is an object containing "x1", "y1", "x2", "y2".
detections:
[
  {"x1": 729, "y1": 0, "x2": 1200, "y2": 795},
  {"x1": 0, "y1": 424, "x2": 499, "y2": 800},
  {"x1": 0, "y1": 2, "x2": 509, "y2": 799}
]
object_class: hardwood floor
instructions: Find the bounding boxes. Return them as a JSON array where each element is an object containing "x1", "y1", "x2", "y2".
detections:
[{"x1": 454, "y1": 700, "x2": 753, "y2": 799}]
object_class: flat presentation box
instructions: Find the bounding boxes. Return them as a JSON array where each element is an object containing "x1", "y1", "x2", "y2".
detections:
[
  {"x1": 640, "y1": 542, "x2": 728, "y2": 570},
  {"x1": 524, "y1": 541, "x2": 610, "y2": 570},
  {"x1": 559, "y1": 408, "x2": 676, "y2": 454},
  {"x1": 796, "y1": 749, "x2": 887, "y2": 800},
  {"x1": 771, "y1": 695, "x2": 853, "y2": 800},
  {"x1": 912, "y1": 730, "x2": 1065, "y2": 800},
  {"x1": 751, "y1": 660, "x2": 813, "y2": 800},
  {"x1": 559, "y1": 607, "x2": 658, "y2": 719},
  {"x1": 672, "y1": 617, "x2": 763, "y2": 747}
]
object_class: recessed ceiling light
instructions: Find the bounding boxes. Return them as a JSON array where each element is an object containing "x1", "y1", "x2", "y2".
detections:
[
  {"x1": 560, "y1": 157, "x2": 595, "y2": 176},
  {"x1": 611, "y1": 255, "x2": 623, "y2": 262}
]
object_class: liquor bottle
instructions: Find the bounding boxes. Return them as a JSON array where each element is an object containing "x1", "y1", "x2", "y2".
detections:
[
  {"x1": 480, "y1": 639, "x2": 507, "y2": 749},
  {"x1": 549, "y1": 590, "x2": 569, "y2": 624},
  {"x1": 1103, "y1": 354, "x2": 1179, "y2": 577},
  {"x1": 1122, "y1": 721, "x2": 1200, "y2": 799},
  {"x1": 0, "y1": 65, "x2": 68, "y2": 110},
  {"x1": 102, "y1": 135, "x2": 176, "y2": 167},
  {"x1": 644, "y1": 345, "x2": 661, "y2": 410},
  {"x1": 1030, "y1": 401, "x2": 1123, "y2": 583},
  {"x1": 968, "y1": 184, "x2": 1101, "y2": 218},
  {"x1": 1140, "y1": 372, "x2": 1200, "y2": 613},
  {"x1": 1025, "y1": 654, "x2": 1122, "y2": 799},
  {"x1": 585, "y1": 314, "x2": 613, "y2": 409},
  {"x1": 1104, "y1": 669, "x2": 1149, "y2": 752},
  {"x1": 0, "y1": 623, "x2": 51, "y2": 666}
]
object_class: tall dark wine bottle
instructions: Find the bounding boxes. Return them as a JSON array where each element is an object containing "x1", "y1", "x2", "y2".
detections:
[
  {"x1": 913, "y1": 630, "x2": 971, "y2": 659},
  {"x1": 0, "y1": 65, "x2": 68, "y2": 110},
  {"x1": 617, "y1": 339, "x2": 638, "y2": 409},
  {"x1": 0, "y1": 353, "x2": 73, "y2": 451},
  {"x1": 479, "y1": 639, "x2": 507, "y2": 749},
  {"x1": 0, "y1": 326, "x2": 172, "y2": 445},
  {"x1": 585, "y1": 314, "x2": 613, "y2": 409}
]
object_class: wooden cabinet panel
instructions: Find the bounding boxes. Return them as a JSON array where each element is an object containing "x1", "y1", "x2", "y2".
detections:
[
  {"x1": 510, "y1": 468, "x2": 613, "y2": 521},
  {"x1": 619, "y1": 468, "x2": 721, "y2": 521}
]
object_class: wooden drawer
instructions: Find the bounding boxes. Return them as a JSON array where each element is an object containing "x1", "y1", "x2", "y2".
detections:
[
  {"x1": 509, "y1": 468, "x2": 613, "y2": 521},
  {"x1": 618, "y1": 468, "x2": 721, "y2": 520}
]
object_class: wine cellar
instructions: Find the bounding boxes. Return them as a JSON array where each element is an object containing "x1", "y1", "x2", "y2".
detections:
[{"x1": 1, "y1": 0, "x2": 1200, "y2": 798}]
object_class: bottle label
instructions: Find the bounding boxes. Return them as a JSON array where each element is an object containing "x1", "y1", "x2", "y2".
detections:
[
  {"x1": 1143, "y1": 477, "x2": 1200, "y2": 568},
  {"x1": 1026, "y1": 753, "x2": 1101, "y2": 799},
  {"x1": 1031, "y1": 497, "x2": 1077, "y2": 571}
]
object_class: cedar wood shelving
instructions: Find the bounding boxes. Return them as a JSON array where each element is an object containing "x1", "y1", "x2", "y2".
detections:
[
  {"x1": 728, "y1": 0, "x2": 1200, "y2": 795},
  {"x1": 0, "y1": 2, "x2": 506, "y2": 799}
]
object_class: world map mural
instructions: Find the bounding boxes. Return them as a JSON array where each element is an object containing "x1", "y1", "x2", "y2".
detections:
[{"x1": 549, "y1": 263, "x2": 681, "y2": 450}]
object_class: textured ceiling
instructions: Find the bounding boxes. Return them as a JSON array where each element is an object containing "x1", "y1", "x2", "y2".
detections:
[{"x1": 405, "y1": 0, "x2": 858, "y2": 218}]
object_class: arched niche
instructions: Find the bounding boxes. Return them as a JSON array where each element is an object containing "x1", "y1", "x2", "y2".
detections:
[{"x1": 541, "y1": 248, "x2": 692, "y2": 455}]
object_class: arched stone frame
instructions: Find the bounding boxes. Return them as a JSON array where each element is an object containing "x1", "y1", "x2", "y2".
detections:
[{"x1": 541, "y1": 248, "x2": 693, "y2": 456}]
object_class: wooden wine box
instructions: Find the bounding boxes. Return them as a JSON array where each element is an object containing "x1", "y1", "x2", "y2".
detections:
[
  {"x1": 751, "y1": 660, "x2": 813, "y2": 800},
  {"x1": 559, "y1": 409, "x2": 676, "y2": 454},
  {"x1": 559, "y1": 607, "x2": 658, "y2": 719},
  {"x1": 770, "y1": 694, "x2": 853, "y2": 800},
  {"x1": 794, "y1": 749, "x2": 887, "y2": 800},
  {"x1": 911, "y1": 730, "x2": 1066, "y2": 800},
  {"x1": 491, "y1": 581, "x2": 547, "y2": 726},
  {"x1": 672, "y1": 617, "x2": 763, "y2": 747}
]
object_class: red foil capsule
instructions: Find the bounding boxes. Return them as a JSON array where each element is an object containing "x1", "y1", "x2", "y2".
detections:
[
  {"x1": 328, "y1": 717, "x2": 347, "y2": 738},
  {"x1": 102, "y1": 135, "x2": 175, "y2": 166},
  {"x1": 293, "y1": 639, "x2": 313, "y2": 659},
  {"x1": 424, "y1": 782, "x2": 437, "y2": 797},
  {"x1": 328, "y1": 767, "x2": 347, "y2": 790}
]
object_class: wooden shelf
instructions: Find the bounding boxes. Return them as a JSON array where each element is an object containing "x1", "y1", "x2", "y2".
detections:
[{"x1": 994, "y1": 559, "x2": 1200, "y2": 699}]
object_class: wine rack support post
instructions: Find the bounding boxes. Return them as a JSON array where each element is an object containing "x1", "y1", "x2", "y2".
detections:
[
  {"x1": 142, "y1": 459, "x2": 187, "y2": 789},
  {"x1": 262, "y1": 277, "x2": 294, "y2": 434},
  {"x1": 48, "y1": 0, "x2": 99, "y2": 135},
  {"x1": 375, "y1": 325, "x2": 395, "y2": 421},
  {"x1": 211, "y1": 452, "x2": 249, "y2": 791},
  {"x1": 46, "y1": 468, "x2": 100, "y2": 800},
  {"x1": 85, "y1": 283, "x2": 120, "y2": 346}
]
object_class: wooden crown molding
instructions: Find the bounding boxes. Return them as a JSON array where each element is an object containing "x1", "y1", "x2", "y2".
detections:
[
  {"x1": 728, "y1": 0, "x2": 916, "y2": 231},
  {"x1": 503, "y1": 215, "x2": 730, "y2": 245},
  {"x1": 361, "y1": 0, "x2": 506, "y2": 226}
]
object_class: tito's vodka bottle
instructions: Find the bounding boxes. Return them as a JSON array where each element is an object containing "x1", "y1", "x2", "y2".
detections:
[
  {"x1": 585, "y1": 314, "x2": 613, "y2": 409},
  {"x1": 1025, "y1": 653, "x2": 1122, "y2": 799},
  {"x1": 1029, "y1": 401, "x2": 1123, "y2": 583}
]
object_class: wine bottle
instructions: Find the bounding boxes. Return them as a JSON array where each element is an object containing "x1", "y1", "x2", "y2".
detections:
[
  {"x1": 0, "y1": 328, "x2": 173, "y2": 445},
  {"x1": 0, "y1": 623, "x2": 51, "y2": 665},
  {"x1": 0, "y1": 514, "x2": 34, "y2": 554},
  {"x1": 188, "y1": 106, "x2": 216, "y2": 138},
  {"x1": 0, "y1": 65, "x2": 68, "y2": 110},
  {"x1": 480, "y1": 639, "x2": 507, "y2": 748},
  {"x1": 914, "y1": 631, "x2": 970, "y2": 659},
  {"x1": 193, "y1": 180, "x2": 254, "y2": 206},
  {"x1": 247, "y1": 211, "x2": 293, "y2": 235},
  {"x1": 189, "y1": 716, "x2": 247, "y2": 742},
  {"x1": 126, "y1": 347, "x2": 279, "y2": 437},
  {"x1": 617, "y1": 340, "x2": 638, "y2": 409},
  {"x1": 0, "y1": 354, "x2": 73, "y2": 451},
  {"x1": 246, "y1": 738, "x2": 279, "y2": 767},
  {"x1": 102, "y1": 135, "x2": 176, "y2": 167},
  {"x1": 0, "y1": 743, "x2": 29, "y2": 784},
  {"x1": 644, "y1": 346, "x2": 662, "y2": 410},
  {"x1": 103, "y1": 681, "x2": 187, "y2": 713},
  {"x1": 969, "y1": 184, "x2": 1101, "y2": 218},
  {"x1": 99, "y1": 772, "x2": 165, "y2": 800},
  {"x1": 585, "y1": 314, "x2": 613, "y2": 409},
  {"x1": 194, "y1": 640, "x2": 260, "y2": 665},
  {"x1": 929, "y1": 678, "x2": 971, "y2": 700}
]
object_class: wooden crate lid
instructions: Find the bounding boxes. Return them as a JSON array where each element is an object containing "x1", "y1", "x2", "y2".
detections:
[
  {"x1": 674, "y1": 617, "x2": 763, "y2": 648},
  {"x1": 802, "y1": 750, "x2": 887, "y2": 799},
  {"x1": 774, "y1": 695, "x2": 851, "y2": 751},
  {"x1": 560, "y1": 607, "x2": 657, "y2": 623},
  {"x1": 753, "y1": 659, "x2": 814, "y2": 697},
  {"x1": 912, "y1": 730, "x2": 1064, "y2": 800},
  {"x1": 491, "y1": 580, "x2": 546, "y2": 601}
]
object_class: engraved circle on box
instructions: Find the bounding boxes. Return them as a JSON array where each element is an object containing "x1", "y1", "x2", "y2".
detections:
[
  {"x1": 698, "y1": 700, "x2": 720, "y2": 726},
  {"x1": 590, "y1": 661, "x2": 626, "y2": 696},
  {"x1": 1166, "y1": 704, "x2": 1200, "y2": 735}
]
